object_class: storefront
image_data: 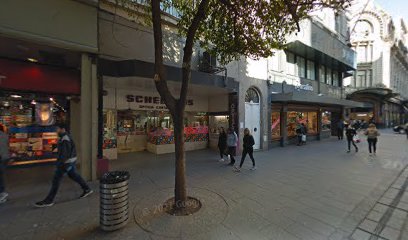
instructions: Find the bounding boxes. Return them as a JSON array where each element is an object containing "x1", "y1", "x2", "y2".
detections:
[
  {"x1": 102, "y1": 84, "x2": 233, "y2": 159},
  {"x1": 0, "y1": 58, "x2": 80, "y2": 166},
  {"x1": 270, "y1": 91, "x2": 364, "y2": 146}
]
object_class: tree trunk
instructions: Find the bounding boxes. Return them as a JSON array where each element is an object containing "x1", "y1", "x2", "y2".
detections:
[{"x1": 173, "y1": 106, "x2": 187, "y2": 205}]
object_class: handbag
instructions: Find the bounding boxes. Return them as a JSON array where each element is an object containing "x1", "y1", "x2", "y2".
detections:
[
  {"x1": 301, "y1": 134, "x2": 306, "y2": 142},
  {"x1": 353, "y1": 135, "x2": 360, "y2": 143}
]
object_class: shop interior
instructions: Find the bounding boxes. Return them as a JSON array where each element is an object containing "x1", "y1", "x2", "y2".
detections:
[{"x1": 0, "y1": 92, "x2": 69, "y2": 166}]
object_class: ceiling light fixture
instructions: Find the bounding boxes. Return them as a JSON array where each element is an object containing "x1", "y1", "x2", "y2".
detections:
[
  {"x1": 10, "y1": 95, "x2": 22, "y2": 98},
  {"x1": 27, "y1": 58, "x2": 38, "y2": 63}
]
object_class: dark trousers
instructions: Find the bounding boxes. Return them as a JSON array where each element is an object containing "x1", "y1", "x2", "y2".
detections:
[
  {"x1": 218, "y1": 146, "x2": 227, "y2": 159},
  {"x1": 347, "y1": 138, "x2": 358, "y2": 151},
  {"x1": 0, "y1": 159, "x2": 4, "y2": 193},
  {"x1": 45, "y1": 163, "x2": 89, "y2": 202},
  {"x1": 368, "y1": 138, "x2": 377, "y2": 153},
  {"x1": 227, "y1": 147, "x2": 236, "y2": 164},
  {"x1": 297, "y1": 135, "x2": 302, "y2": 145},
  {"x1": 337, "y1": 128, "x2": 344, "y2": 140},
  {"x1": 239, "y1": 148, "x2": 255, "y2": 168}
]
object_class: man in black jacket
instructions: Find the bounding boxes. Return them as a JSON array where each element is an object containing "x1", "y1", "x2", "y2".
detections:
[{"x1": 35, "y1": 124, "x2": 93, "y2": 207}]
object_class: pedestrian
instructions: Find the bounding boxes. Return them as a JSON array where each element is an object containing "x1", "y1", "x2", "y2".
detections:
[
  {"x1": 364, "y1": 123, "x2": 380, "y2": 155},
  {"x1": 0, "y1": 125, "x2": 10, "y2": 204},
  {"x1": 34, "y1": 123, "x2": 93, "y2": 207},
  {"x1": 234, "y1": 128, "x2": 256, "y2": 172},
  {"x1": 301, "y1": 123, "x2": 307, "y2": 145},
  {"x1": 217, "y1": 127, "x2": 228, "y2": 162},
  {"x1": 345, "y1": 124, "x2": 358, "y2": 153},
  {"x1": 296, "y1": 124, "x2": 305, "y2": 146},
  {"x1": 337, "y1": 119, "x2": 345, "y2": 140},
  {"x1": 226, "y1": 128, "x2": 238, "y2": 166}
]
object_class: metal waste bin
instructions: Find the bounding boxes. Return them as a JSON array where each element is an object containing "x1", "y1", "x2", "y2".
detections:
[{"x1": 100, "y1": 171, "x2": 130, "y2": 231}]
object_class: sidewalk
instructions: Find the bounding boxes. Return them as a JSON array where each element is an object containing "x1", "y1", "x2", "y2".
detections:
[{"x1": 1, "y1": 131, "x2": 408, "y2": 240}]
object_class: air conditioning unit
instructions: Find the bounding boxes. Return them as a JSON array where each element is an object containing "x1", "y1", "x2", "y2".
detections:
[{"x1": 199, "y1": 51, "x2": 217, "y2": 73}]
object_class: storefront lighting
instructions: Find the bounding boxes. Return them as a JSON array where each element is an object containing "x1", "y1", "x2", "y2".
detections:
[
  {"x1": 3, "y1": 101, "x2": 9, "y2": 107},
  {"x1": 49, "y1": 97, "x2": 54, "y2": 101},
  {"x1": 27, "y1": 58, "x2": 38, "y2": 63},
  {"x1": 10, "y1": 95, "x2": 22, "y2": 98},
  {"x1": 31, "y1": 100, "x2": 37, "y2": 105}
]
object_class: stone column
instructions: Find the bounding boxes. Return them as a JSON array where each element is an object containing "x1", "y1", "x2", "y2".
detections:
[
  {"x1": 280, "y1": 105, "x2": 287, "y2": 147},
  {"x1": 76, "y1": 53, "x2": 98, "y2": 181}
]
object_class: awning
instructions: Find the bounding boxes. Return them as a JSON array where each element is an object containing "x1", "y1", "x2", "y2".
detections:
[{"x1": 271, "y1": 91, "x2": 367, "y2": 108}]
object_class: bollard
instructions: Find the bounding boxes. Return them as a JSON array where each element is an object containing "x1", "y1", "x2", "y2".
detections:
[{"x1": 100, "y1": 171, "x2": 130, "y2": 231}]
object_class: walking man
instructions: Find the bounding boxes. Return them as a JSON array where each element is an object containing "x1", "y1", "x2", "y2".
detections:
[
  {"x1": 345, "y1": 124, "x2": 358, "y2": 153},
  {"x1": 0, "y1": 125, "x2": 10, "y2": 204},
  {"x1": 35, "y1": 123, "x2": 93, "y2": 207},
  {"x1": 234, "y1": 128, "x2": 256, "y2": 172},
  {"x1": 217, "y1": 127, "x2": 228, "y2": 162}
]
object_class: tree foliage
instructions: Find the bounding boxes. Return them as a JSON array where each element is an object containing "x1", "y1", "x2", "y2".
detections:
[{"x1": 168, "y1": 0, "x2": 351, "y2": 65}]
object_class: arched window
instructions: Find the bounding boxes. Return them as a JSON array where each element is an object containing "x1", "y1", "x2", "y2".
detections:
[{"x1": 245, "y1": 88, "x2": 260, "y2": 103}]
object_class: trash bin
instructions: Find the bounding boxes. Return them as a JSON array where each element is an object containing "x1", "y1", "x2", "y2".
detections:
[{"x1": 100, "y1": 171, "x2": 130, "y2": 231}]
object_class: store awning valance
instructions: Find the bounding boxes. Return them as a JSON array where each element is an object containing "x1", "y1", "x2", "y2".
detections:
[
  {"x1": 271, "y1": 92, "x2": 367, "y2": 108},
  {"x1": 348, "y1": 88, "x2": 398, "y2": 99}
]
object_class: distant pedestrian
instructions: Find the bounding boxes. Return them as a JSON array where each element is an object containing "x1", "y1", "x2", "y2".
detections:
[
  {"x1": 301, "y1": 123, "x2": 307, "y2": 145},
  {"x1": 296, "y1": 124, "x2": 305, "y2": 146},
  {"x1": 217, "y1": 127, "x2": 228, "y2": 162},
  {"x1": 0, "y1": 125, "x2": 10, "y2": 204},
  {"x1": 345, "y1": 124, "x2": 358, "y2": 153},
  {"x1": 364, "y1": 123, "x2": 380, "y2": 155},
  {"x1": 226, "y1": 128, "x2": 238, "y2": 166},
  {"x1": 337, "y1": 120, "x2": 345, "y2": 140},
  {"x1": 35, "y1": 123, "x2": 93, "y2": 208},
  {"x1": 234, "y1": 128, "x2": 256, "y2": 172}
]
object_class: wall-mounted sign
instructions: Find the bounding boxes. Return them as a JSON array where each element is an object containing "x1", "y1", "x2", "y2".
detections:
[
  {"x1": 126, "y1": 95, "x2": 194, "y2": 106},
  {"x1": 295, "y1": 84, "x2": 314, "y2": 92}
]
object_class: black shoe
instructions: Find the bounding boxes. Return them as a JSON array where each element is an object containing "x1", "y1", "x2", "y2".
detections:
[
  {"x1": 347, "y1": 150, "x2": 350, "y2": 153},
  {"x1": 356, "y1": 148, "x2": 359, "y2": 152},
  {"x1": 34, "y1": 200, "x2": 54, "y2": 208},
  {"x1": 228, "y1": 162, "x2": 235, "y2": 166},
  {"x1": 79, "y1": 189, "x2": 93, "y2": 199}
]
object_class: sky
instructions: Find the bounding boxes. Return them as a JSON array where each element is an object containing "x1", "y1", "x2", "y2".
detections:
[{"x1": 375, "y1": 0, "x2": 408, "y2": 21}]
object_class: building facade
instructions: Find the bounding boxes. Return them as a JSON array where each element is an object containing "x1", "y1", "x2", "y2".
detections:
[
  {"x1": 0, "y1": 0, "x2": 99, "y2": 180},
  {"x1": 346, "y1": 1, "x2": 408, "y2": 127}
]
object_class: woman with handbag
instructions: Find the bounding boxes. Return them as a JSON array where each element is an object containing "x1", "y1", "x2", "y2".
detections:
[{"x1": 345, "y1": 124, "x2": 358, "y2": 153}]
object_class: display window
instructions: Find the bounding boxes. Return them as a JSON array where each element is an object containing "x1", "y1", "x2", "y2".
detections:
[
  {"x1": 287, "y1": 111, "x2": 318, "y2": 137},
  {"x1": 271, "y1": 112, "x2": 281, "y2": 140},
  {"x1": 322, "y1": 111, "x2": 331, "y2": 131},
  {"x1": 0, "y1": 94, "x2": 68, "y2": 166}
]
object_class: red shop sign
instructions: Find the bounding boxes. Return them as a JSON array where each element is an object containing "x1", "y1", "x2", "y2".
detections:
[{"x1": 0, "y1": 58, "x2": 80, "y2": 95}]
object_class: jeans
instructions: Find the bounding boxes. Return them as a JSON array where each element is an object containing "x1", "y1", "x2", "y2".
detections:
[
  {"x1": 45, "y1": 162, "x2": 90, "y2": 202},
  {"x1": 347, "y1": 138, "x2": 358, "y2": 151},
  {"x1": 0, "y1": 159, "x2": 4, "y2": 193},
  {"x1": 218, "y1": 146, "x2": 227, "y2": 159},
  {"x1": 239, "y1": 148, "x2": 255, "y2": 168},
  {"x1": 368, "y1": 138, "x2": 377, "y2": 153},
  {"x1": 227, "y1": 147, "x2": 236, "y2": 164},
  {"x1": 337, "y1": 128, "x2": 344, "y2": 140}
]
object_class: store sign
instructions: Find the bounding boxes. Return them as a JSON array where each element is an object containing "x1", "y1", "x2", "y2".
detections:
[
  {"x1": 125, "y1": 94, "x2": 194, "y2": 110},
  {"x1": 294, "y1": 84, "x2": 314, "y2": 92}
]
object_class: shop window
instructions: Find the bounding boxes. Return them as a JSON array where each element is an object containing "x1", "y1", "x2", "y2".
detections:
[
  {"x1": 326, "y1": 68, "x2": 332, "y2": 85},
  {"x1": 307, "y1": 60, "x2": 315, "y2": 80},
  {"x1": 245, "y1": 88, "x2": 260, "y2": 103},
  {"x1": 103, "y1": 110, "x2": 117, "y2": 150},
  {"x1": 322, "y1": 111, "x2": 331, "y2": 131},
  {"x1": 0, "y1": 96, "x2": 67, "y2": 166},
  {"x1": 286, "y1": 52, "x2": 296, "y2": 76},
  {"x1": 297, "y1": 56, "x2": 306, "y2": 78},
  {"x1": 271, "y1": 112, "x2": 281, "y2": 140},
  {"x1": 333, "y1": 71, "x2": 339, "y2": 87},
  {"x1": 287, "y1": 111, "x2": 318, "y2": 137},
  {"x1": 319, "y1": 65, "x2": 326, "y2": 83}
]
